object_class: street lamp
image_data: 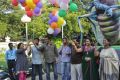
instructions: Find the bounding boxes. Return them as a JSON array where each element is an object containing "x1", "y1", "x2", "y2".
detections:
[{"x1": 21, "y1": 15, "x2": 31, "y2": 41}]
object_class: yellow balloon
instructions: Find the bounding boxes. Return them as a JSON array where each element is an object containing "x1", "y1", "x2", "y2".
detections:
[
  {"x1": 26, "y1": 0, "x2": 36, "y2": 9},
  {"x1": 57, "y1": 17, "x2": 64, "y2": 27}
]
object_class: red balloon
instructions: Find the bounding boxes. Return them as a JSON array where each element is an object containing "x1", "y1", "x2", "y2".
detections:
[
  {"x1": 12, "y1": 0, "x2": 18, "y2": 6},
  {"x1": 26, "y1": 10, "x2": 33, "y2": 17},
  {"x1": 25, "y1": 6, "x2": 31, "y2": 11},
  {"x1": 21, "y1": 2, "x2": 27, "y2": 7},
  {"x1": 33, "y1": 0, "x2": 40, "y2": 4}
]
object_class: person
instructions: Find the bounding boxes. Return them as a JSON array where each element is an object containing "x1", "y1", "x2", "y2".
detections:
[
  {"x1": 70, "y1": 38, "x2": 83, "y2": 80},
  {"x1": 16, "y1": 42, "x2": 30, "y2": 80},
  {"x1": 59, "y1": 38, "x2": 71, "y2": 80},
  {"x1": 5, "y1": 43, "x2": 16, "y2": 80},
  {"x1": 29, "y1": 38, "x2": 43, "y2": 80},
  {"x1": 98, "y1": 39, "x2": 119, "y2": 80},
  {"x1": 43, "y1": 36, "x2": 58, "y2": 80},
  {"x1": 82, "y1": 38, "x2": 99, "y2": 80}
]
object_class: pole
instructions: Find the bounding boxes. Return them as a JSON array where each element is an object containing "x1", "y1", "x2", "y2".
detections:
[
  {"x1": 25, "y1": 23, "x2": 28, "y2": 41},
  {"x1": 62, "y1": 25, "x2": 64, "y2": 38}
]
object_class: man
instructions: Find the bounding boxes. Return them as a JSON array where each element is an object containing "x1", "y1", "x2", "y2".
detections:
[
  {"x1": 43, "y1": 36, "x2": 58, "y2": 80},
  {"x1": 70, "y1": 38, "x2": 83, "y2": 80},
  {"x1": 30, "y1": 38, "x2": 43, "y2": 80},
  {"x1": 5, "y1": 43, "x2": 16, "y2": 80},
  {"x1": 59, "y1": 38, "x2": 71, "y2": 80}
]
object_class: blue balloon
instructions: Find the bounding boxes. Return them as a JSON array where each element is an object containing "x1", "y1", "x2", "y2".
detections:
[
  {"x1": 19, "y1": 0, "x2": 25, "y2": 3},
  {"x1": 34, "y1": 7, "x2": 40, "y2": 14},
  {"x1": 37, "y1": 2, "x2": 43, "y2": 8},
  {"x1": 48, "y1": 20, "x2": 53, "y2": 25},
  {"x1": 51, "y1": 16, "x2": 58, "y2": 22}
]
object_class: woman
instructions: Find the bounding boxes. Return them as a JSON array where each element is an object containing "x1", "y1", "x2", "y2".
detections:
[
  {"x1": 99, "y1": 39, "x2": 119, "y2": 80},
  {"x1": 82, "y1": 38, "x2": 99, "y2": 80},
  {"x1": 16, "y1": 42, "x2": 30, "y2": 80}
]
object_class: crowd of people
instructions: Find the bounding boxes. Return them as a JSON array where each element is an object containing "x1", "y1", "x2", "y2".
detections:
[{"x1": 5, "y1": 36, "x2": 119, "y2": 80}]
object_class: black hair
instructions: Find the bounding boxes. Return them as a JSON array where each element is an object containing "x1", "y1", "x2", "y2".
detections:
[
  {"x1": 34, "y1": 38, "x2": 40, "y2": 41},
  {"x1": 17, "y1": 43, "x2": 23, "y2": 49},
  {"x1": 8, "y1": 43, "x2": 13, "y2": 47}
]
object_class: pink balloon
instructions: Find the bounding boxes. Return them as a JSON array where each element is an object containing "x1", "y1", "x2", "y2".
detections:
[{"x1": 62, "y1": 0, "x2": 69, "y2": 4}]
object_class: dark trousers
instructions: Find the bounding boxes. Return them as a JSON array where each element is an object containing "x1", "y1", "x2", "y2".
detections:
[
  {"x1": 7, "y1": 60, "x2": 16, "y2": 80},
  {"x1": 32, "y1": 64, "x2": 43, "y2": 80}
]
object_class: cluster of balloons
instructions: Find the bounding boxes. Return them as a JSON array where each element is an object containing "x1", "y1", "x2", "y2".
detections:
[
  {"x1": 11, "y1": 0, "x2": 43, "y2": 17},
  {"x1": 47, "y1": 10, "x2": 66, "y2": 36},
  {"x1": 49, "y1": 0, "x2": 78, "y2": 17}
]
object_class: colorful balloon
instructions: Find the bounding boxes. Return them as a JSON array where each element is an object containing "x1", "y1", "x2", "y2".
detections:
[
  {"x1": 52, "y1": 10, "x2": 57, "y2": 16},
  {"x1": 33, "y1": 0, "x2": 40, "y2": 4},
  {"x1": 49, "y1": 13, "x2": 54, "y2": 19},
  {"x1": 60, "y1": 2, "x2": 69, "y2": 10},
  {"x1": 21, "y1": 2, "x2": 27, "y2": 7},
  {"x1": 58, "y1": 9, "x2": 67, "y2": 17},
  {"x1": 57, "y1": 17, "x2": 64, "y2": 27},
  {"x1": 25, "y1": 6, "x2": 31, "y2": 11},
  {"x1": 26, "y1": 10, "x2": 33, "y2": 17},
  {"x1": 47, "y1": 27, "x2": 54, "y2": 34},
  {"x1": 51, "y1": 22, "x2": 58, "y2": 29},
  {"x1": 34, "y1": 7, "x2": 40, "y2": 14},
  {"x1": 12, "y1": 0, "x2": 18, "y2": 6},
  {"x1": 53, "y1": 28, "x2": 61, "y2": 36},
  {"x1": 69, "y1": 3, "x2": 78, "y2": 12},
  {"x1": 62, "y1": 0, "x2": 69, "y2": 4},
  {"x1": 49, "y1": 0, "x2": 56, "y2": 4},
  {"x1": 37, "y1": 2, "x2": 43, "y2": 8},
  {"x1": 26, "y1": 0, "x2": 36, "y2": 9},
  {"x1": 18, "y1": 0, "x2": 25, "y2": 3},
  {"x1": 51, "y1": 16, "x2": 58, "y2": 22},
  {"x1": 48, "y1": 20, "x2": 53, "y2": 25}
]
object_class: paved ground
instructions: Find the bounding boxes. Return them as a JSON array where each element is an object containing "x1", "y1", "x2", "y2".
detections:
[{"x1": 27, "y1": 72, "x2": 61, "y2": 80}]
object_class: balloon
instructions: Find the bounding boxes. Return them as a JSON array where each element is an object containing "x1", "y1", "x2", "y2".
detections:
[
  {"x1": 60, "y1": 2, "x2": 68, "y2": 10},
  {"x1": 47, "y1": 27, "x2": 54, "y2": 34},
  {"x1": 25, "y1": 6, "x2": 31, "y2": 11},
  {"x1": 12, "y1": 0, "x2": 18, "y2": 6},
  {"x1": 69, "y1": 3, "x2": 78, "y2": 12},
  {"x1": 51, "y1": 22, "x2": 58, "y2": 29},
  {"x1": 34, "y1": 7, "x2": 40, "y2": 14},
  {"x1": 26, "y1": 10, "x2": 33, "y2": 17},
  {"x1": 37, "y1": 2, "x2": 43, "y2": 8},
  {"x1": 52, "y1": 10, "x2": 57, "y2": 16},
  {"x1": 21, "y1": 2, "x2": 27, "y2": 7},
  {"x1": 33, "y1": 11, "x2": 41, "y2": 16},
  {"x1": 62, "y1": 0, "x2": 69, "y2": 4},
  {"x1": 49, "y1": 13, "x2": 54, "y2": 19},
  {"x1": 48, "y1": 20, "x2": 53, "y2": 25},
  {"x1": 53, "y1": 28, "x2": 61, "y2": 36},
  {"x1": 62, "y1": 20, "x2": 66, "y2": 26},
  {"x1": 19, "y1": 0, "x2": 25, "y2": 3},
  {"x1": 58, "y1": 9, "x2": 67, "y2": 17},
  {"x1": 57, "y1": 17, "x2": 64, "y2": 27},
  {"x1": 51, "y1": 16, "x2": 58, "y2": 22},
  {"x1": 26, "y1": 0, "x2": 36, "y2": 9},
  {"x1": 33, "y1": 0, "x2": 40, "y2": 4}
]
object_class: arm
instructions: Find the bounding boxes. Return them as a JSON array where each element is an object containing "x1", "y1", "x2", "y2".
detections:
[{"x1": 5, "y1": 51, "x2": 8, "y2": 61}]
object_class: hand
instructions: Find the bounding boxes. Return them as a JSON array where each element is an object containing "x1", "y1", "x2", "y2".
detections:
[
  {"x1": 85, "y1": 57, "x2": 91, "y2": 61},
  {"x1": 71, "y1": 41, "x2": 75, "y2": 46}
]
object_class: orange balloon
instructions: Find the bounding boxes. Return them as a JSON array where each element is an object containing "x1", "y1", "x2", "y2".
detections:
[
  {"x1": 51, "y1": 22, "x2": 58, "y2": 29},
  {"x1": 52, "y1": 10, "x2": 57, "y2": 16},
  {"x1": 25, "y1": 6, "x2": 31, "y2": 11}
]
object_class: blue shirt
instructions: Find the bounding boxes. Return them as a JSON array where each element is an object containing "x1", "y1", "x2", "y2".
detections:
[
  {"x1": 59, "y1": 45, "x2": 71, "y2": 62},
  {"x1": 31, "y1": 45, "x2": 43, "y2": 64},
  {"x1": 5, "y1": 49, "x2": 16, "y2": 60}
]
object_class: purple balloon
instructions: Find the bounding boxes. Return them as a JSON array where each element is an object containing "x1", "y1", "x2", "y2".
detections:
[
  {"x1": 53, "y1": 28, "x2": 61, "y2": 36},
  {"x1": 34, "y1": 7, "x2": 40, "y2": 14},
  {"x1": 37, "y1": 2, "x2": 43, "y2": 8},
  {"x1": 51, "y1": 16, "x2": 58, "y2": 22},
  {"x1": 19, "y1": 0, "x2": 25, "y2": 3},
  {"x1": 49, "y1": 13, "x2": 53, "y2": 19},
  {"x1": 48, "y1": 20, "x2": 53, "y2": 25}
]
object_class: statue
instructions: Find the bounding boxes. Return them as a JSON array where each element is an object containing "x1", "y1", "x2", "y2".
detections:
[{"x1": 78, "y1": 0, "x2": 120, "y2": 45}]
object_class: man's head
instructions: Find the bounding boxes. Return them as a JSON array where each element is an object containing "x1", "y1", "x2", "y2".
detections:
[
  {"x1": 8, "y1": 43, "x2": 13, "y2": 50},
  {"x1": 62, "y1": 37, "x2": 68, "y2": 45},
  {"x1": 33, "y1": 38, "x2": 39, "y2": 45}
]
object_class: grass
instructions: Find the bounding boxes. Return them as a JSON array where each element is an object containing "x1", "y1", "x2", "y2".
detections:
[{"x1": 0, "y1": 53, "x2": 7, "y2": 70}]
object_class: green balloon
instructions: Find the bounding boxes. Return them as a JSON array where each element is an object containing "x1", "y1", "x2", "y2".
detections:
[
  {"x1": 70, "y1": 3, "x2": 78, "y2": 12},
  {"x1": 58, "y1": 10, "x2": 67, "y2": 17}
]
